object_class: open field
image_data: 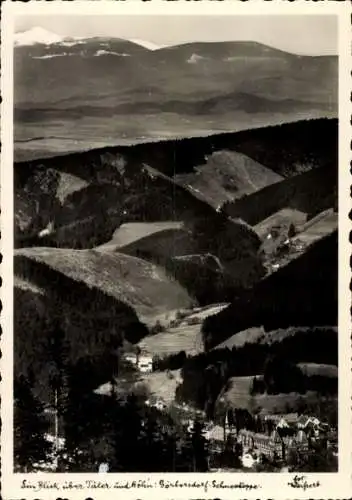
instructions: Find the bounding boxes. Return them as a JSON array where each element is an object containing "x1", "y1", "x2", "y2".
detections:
[
  {"x1": 269, "y1": 211, "x2": 337, "y2": 271},
  {"x1": 185, "y1": 303, "x2": 229, "y2": 321},
  {"x1": 139, "y1": 323, "x2": 203, "y2": 357},
  {"x1": 219, "y1": 377, "x2": 335, "y2": 414},
  {"x1": 293, "y1": 210, "x2": 337, "y2": 246},
  {"x1": 97, "y1": 221, "x2": 185, "y2": 251},
  {"x1": 255, "y1": 207, "x2": 335, "y2": 243},
  {"x1": 252, "y1": 392, "x2": 335, "y2": 414},
  {"x1": 105, "y1": 226, "x2": 195, "y2": 263},
  {"x1": 139, "y1": 303, "x2": 228, "y2": 356},
  {"x1": 140, "y1": 370, "x2": 183, "y2": 406},
  {"x1": 259, "y1": 326, "x2": 338, "y2": 346},
  {"x1": 174, "y1": 150, "x2": 283, "y2": 208},
  {"x1": 56, "y1": 171, "x2": 89, "y2": 203},
  {"x1": 220, "y1": 375, "x2": 258, "y2": 403},
  {"x1": 224, "y1": 163, "x2": 336, "y2": 227},
  {"x1": 214, "y1": 327, "x2": 265, "y2": 350},
  {"x1": 254, "y1": 208, "x2": 307, "y2": 239},
  {"x1": 297, "y1": 363, "x2": 338, "y2": 378},
  {"x1": 214, "y1": 326, "x2": 337, "y2": 351}
]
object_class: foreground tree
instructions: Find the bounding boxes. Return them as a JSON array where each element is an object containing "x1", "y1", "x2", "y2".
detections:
[
  {"x1": 61, "y1": 356, "x2": 210, "y2": 473},
  {"x1": 62, "y1": 357, "x2": 109, "y2": 471},
  {"x1": 14, "y1": 375, "x2": 52, "y2": 472},
  {"x1": 180, "y1": 419, "x2": 209, "y2": 472},
  {"x1": 47, "y1": 323, "x2": 70, "y2": 414},
  {"x1": 192, "y1": 420, "x2": 209, "y2": 471}
]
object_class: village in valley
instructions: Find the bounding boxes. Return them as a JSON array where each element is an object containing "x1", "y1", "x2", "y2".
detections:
[
  {"x1": 37, "y1": 332, "x2": 338, "y2": 474},
  {"x1": 14, "y1": 193, "x2": 338, "y2": 474},
  {"x1": 102, "y1": 340, "x2": 338, "y2": 473},
  {"x1": 100, "y1": 209, "x2": 338, "y2": 473},
  {"x1": 14, "y1": 202, "x2": 338, "y2": 473}
]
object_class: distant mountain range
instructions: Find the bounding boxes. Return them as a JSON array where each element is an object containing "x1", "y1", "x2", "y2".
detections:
[
  {"x1": 14, "y1": 28, "x2": 338, "y2": 161},
  {"x1": 14, "y1": 27, "x2": 165, "y2": 50}
]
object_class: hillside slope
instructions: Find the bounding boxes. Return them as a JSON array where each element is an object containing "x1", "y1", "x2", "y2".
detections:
[
  {"x1": 166, "y1": 253, "x2": 263, "y2": 305},
  {"x1": 177, "y1": 325, "x2": 337, "y2": 417},
  {"x1": 15, "y1": 138, "x2": 268, "y2": 304},
  {"x1": 15, "y1": 119, "x2": 337, "y2": 234},
  {"x1": 174, "y1": 150, "x2": 283, "y2": 208},
  {"x1": 202, "y1": 229, "x2": 337, "y2": 350},
  {"x1": 14, "y1": 119, "x2": 337, "y2": 249},
  {"x1": 112, "y1": 217, "x2": 265, "y2": 297},
  {"x1": 223, "y1": 162, "x2": 336, "y2": 226},
  {"x1": 95, "y1": 218, "x2": 265, "y2": 305},
  {"x1": 15, "y1": 248, "x2": 193, "y2": 324},
  {"x1": 14, "y1": 267, "x2": 148, "y2": 403},
  {"x1": 97, "y1": 221, "x2": 186, "y2": 251},
  {"x1": 15, "y1": 152, "x2": 229, "y2": 249}
]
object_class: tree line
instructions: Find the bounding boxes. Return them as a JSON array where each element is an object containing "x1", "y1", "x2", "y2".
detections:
[{"x1": 176, "y1": 327, "x2": 337, "y2": 419}]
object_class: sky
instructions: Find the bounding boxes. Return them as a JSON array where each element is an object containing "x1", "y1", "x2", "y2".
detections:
[{"x1": 14, "y1": 15, "x2": 337, "y2": 56}]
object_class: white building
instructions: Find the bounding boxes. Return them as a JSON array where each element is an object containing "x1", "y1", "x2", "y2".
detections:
[
  {"x1": 123, "y1": 351, "x2": 153, "y2": 373},
  {"x1": 138, "y1": 355, "x2": 153, "y2": 373}
]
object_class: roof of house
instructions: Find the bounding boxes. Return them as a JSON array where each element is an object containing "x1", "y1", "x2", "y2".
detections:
[
  {"x1": 139, "y1": 355, "x2": 153, "y2": 362},
  {"x1": 297, "y1": 416, "x2": 322, "y2": 428},
  {"x1": 277, "y1": 418, "x2": 291, "y2": 428}
]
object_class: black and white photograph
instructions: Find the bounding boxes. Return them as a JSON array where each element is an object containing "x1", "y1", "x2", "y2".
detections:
[{"x1": 2, "y1": 4, "x2": 349, "y2": 492}]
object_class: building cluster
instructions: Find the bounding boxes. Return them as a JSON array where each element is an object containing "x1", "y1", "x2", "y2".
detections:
[
  {"x1": 123, "y1": 352, "x2": 153, "y2": 373},
  {"x1": 122, "y1": 351, "x2": 337, "y2": 471},
  {"x1": 207, "y1": 412, "x2": 337, "y2": 469},
  {"x1": 237, "y1": 428, "x2": 308, "y2": 462}
]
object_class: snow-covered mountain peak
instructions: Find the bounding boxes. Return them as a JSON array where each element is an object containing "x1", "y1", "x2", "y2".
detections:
[
  {"x1": 15, "y1": 27, "x2": 62, "y2": 46},
  {"x1": 14, "y1": 29, "x2": 164, "y2": 51},
  {"x1": 14, "y1": 27, "x2": 78, "y2": 47}
]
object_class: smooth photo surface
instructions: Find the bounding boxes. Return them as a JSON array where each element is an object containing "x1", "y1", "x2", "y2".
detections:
[{"x1": 1, "y1": 2, "x2": 351, "y2": 499}]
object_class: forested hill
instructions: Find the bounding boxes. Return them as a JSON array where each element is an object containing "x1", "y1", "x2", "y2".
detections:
[
  {"x1": 15, "y1": 118, "x2": 336, "y2": 182},
  {"x1": 201, "y1": 230, "x2": 337, "y2": 350}
]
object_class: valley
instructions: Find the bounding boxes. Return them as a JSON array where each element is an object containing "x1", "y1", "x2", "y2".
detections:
[{"x1": 14, "y1": 119, "x2": 338, "y2": 432}]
